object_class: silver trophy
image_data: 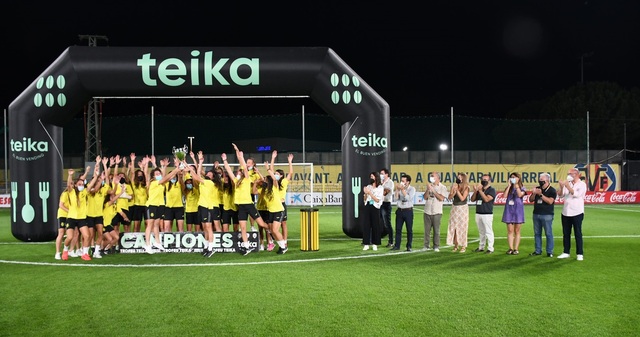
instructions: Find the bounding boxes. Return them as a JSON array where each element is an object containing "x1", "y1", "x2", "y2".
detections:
[{"x1": 172, "y1": 144, "x2": 188, "y2": 169}]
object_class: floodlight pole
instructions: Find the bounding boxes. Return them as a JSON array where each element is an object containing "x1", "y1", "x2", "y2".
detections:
[
  {"x1": 586, "y1": 110, "x2": 590, "y2": 168},
  {"x1": 3, "y1": 108, "x2": 7, "y2": 193},
  {"x1": 450, "y1": 107, "x2": 454, "y2": 178},
  {"x1": 151, "y1": 106, "x2": 155, "y2": 157}
]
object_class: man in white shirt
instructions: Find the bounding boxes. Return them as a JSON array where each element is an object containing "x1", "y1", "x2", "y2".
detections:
[
  {"x1": 557, "y1": 168, "x2": 586, "y2": 261},
  {"x1": 423, "y1": 172, "x2": 448, "y2": 252},
  {"x1": 392, "y1": 174, "x2": 416, "y2": 252}
]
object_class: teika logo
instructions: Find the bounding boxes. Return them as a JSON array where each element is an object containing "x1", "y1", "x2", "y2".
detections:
[
  {"x1": 10, "y1": 137, "x2": 48, "y2": 152},
  {"x1": 137, "y1": 50, "x2": 259, "y2": 87},
  {"x1": 351, "y1": 133, "x2": 387, "y2": 148}
]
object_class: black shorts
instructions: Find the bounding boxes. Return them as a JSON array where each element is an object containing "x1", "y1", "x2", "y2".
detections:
[
  {"x1": 282, "y1": 202, "x2": 288, "y2": 221},
  {"x1": 86, "y1": 216, "x2": 103, "y2": 228},
  {"x1": 259, "y1": 210, "x2": 270, "y2": 223},
  {"x1": 113, "y1": 210, "x2": 131, "y2": 226},
  {"x1": 67, "y1": 218, "x2": 87, "y2": 229},
  {"x1": 237, "y1": 204, "x2": 261, "y2": 222},
  {"x1": 131, "y1": 205, "x2": 146, "y2": 221},
  {"x1": 198, "y1": 206, "x2": 220, "y2": 223},
  {"x1": 270, "y1": 210, "x2": 284, "y2": 223},
  {"x1": 146, "y1": 205, "x2": 163, "y2": 220},
  {"x1": 185, "y1": 211, "x2": 199, "y2": 224},
  {"x1": 58, "y1": 217, "x2": 67, "y2": 230},
  {"x1": 221, "y1": 209, "x2": 238, "y2": 225},
  {"x1": 164, "y1": 206, "x2": 184, "y2": 221},
  {"x1": 103, "y1": 224, "x2": 115, "y2": 233}
]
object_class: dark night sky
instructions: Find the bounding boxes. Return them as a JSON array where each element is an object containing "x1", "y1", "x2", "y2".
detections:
[{"x1": 2, "y1": 0, "x2": 639, "y2": 118}]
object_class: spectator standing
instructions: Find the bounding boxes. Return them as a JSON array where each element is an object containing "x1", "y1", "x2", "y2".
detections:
[
  {"x1": 361, "y1": 172, "x2": 384, "y2": 251},
  {"x1": 379, "y1": 168, "x2": 394, "y2": 248},
  {"x1": 470, "y1": 174, "x2": 496, "y2": 254},
  {"x1": 557, "y1": 168, "x2": 586, "y2": 261},
  {"x1": 423, "y1": 172, "x2": 448, "y2": 252},
  {"x1": 447, "y1": 173, "x2": 470, "y2": 253},
  {"x1": 528, "y1": 173, "x2": 557, "y2": 257},
  {"x1": 502, "y1": 172, "x2": 526, "y2": 255},
  {"x1": 392, "y1": 174, "x2": 416, "y2": 251}
]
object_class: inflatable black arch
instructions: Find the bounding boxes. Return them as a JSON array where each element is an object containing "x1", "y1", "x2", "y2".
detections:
[{"x1": 9, "y1": 46, "x2": 390, "y2": 242}]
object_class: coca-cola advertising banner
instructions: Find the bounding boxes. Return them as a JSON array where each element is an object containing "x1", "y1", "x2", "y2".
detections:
[{"x1": 493, "y1": 191, "x2": 639, "y2": 205}]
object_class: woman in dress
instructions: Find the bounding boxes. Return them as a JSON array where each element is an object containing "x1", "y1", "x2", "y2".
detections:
[
  {"x1": 502, "y1": 172, "x2": 526, "y2": 255},
  {"x1": 447, "y1": 173, "x2": 470, "y2": 253}
]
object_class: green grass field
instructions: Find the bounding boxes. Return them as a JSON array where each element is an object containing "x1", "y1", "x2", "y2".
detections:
[{"x1": 1, "y1": 205, "x2": 639, "y2": 336}]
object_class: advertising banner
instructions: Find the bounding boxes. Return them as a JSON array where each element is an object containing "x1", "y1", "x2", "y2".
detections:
[
  {"x1": 118, "y1": 231, "x2": 260, "y2": 254},
  {"x1": 288, "y1": 163, "x2": 622, "y2": 193},
  {"x1": 286, "y1": 191, "x2": 639, "y2": 206}
]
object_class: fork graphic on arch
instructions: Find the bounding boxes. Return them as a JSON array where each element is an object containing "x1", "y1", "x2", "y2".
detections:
[
  {"x1": 39, "y1": 181, "x2": 50, "y2": 222},
  {"x1": 351, "y1": 177, "x2": 361, "y2": 218}
]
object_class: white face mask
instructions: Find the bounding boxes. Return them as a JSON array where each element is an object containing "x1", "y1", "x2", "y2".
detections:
[
  {"x1": 566, "y1": 175, "x2": 574, "y2": 182},
  {"x1": 379, "y1": 174, "x2": 385, "y2": 181},
  {"x1": 77, "y1": 185, "x2": 85, "y2": 191},
  {"x1": 236, "y1": 174, "x2": 241, "y2": 180},
  {"x1": 429, "y1": 177, "x2": 436, "y2": 183},
  {"x1": 274, "y1": 174, "x2": 281, "y2": 181},
  {"x1": 510, "y1": 177, "x2": 517, "y2": 184}
]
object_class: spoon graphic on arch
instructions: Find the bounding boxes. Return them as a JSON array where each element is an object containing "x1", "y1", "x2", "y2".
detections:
[{"x1": 21, "y1": 182, "x2": 35, "y2": 223}]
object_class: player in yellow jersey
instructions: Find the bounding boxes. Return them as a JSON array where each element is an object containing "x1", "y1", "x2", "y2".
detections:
[
  {"x1": 184, "y1": 151, "x2": 223, "y2": 257},
  {"x1": 163, "y1": 171, "x2": 185, "y2": 232},
  {"x1": 100, "y1": 187, "x2": 121, "y2": 255},
  {"x1": 260, "y1": 161, "x2": 289, "y2": 254},
  {"x1": 183, "y1": 175, "x2": 201, "y2": 232},
  {"x1": 54, "y1": 189, "x2": 70, "y2": 260},
  {"x1": 86, "y1": 157, "x2": 109, "y2": 258},
  {"x1": 220, "y1": 169, "x2": 238, "y2": 232},
  {"x1": 255, "y1": 175, "x2": 271, "y2": 251},
  {"x1": 221, "y1": 143, "x2": 270, "y2": 255},
  {"x1": 61, "y1": 168, "x2": 99, "y2": 261},
  {"x1": 271, "y1": 150, "x2": 294, "y2": 249},
  {"x1": 141, "y1": 156, "x2": 182, "y2": 254}
]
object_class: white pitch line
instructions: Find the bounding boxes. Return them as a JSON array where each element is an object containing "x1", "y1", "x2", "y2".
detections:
[
  {"x1": 585, "y1": 205, "x2": 640, "y2": 212},
  {"x1": 1, "y1": 235, "x2": 638, "y2": 268}
]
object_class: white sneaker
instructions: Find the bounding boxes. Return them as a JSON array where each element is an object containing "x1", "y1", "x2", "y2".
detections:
[
  {"x1": 363, "y1": 245, "x2": 370, "y2": 251},
  {"x1": 434, "y1": 248, "x2": 440, "y2": 252},
  {"x1": 577, "y1": 254, "x2": 584, "y2": 261},
  {"x1": 259, "y1": 244, "x2": 265, "y2": 251},
  {"x1": 557, "y1": 253, "x2": 570, "y2": 259},
  {"x1": 144, "y1": 245, "x2": 155, "y2": 255},
  {"x1": 152, "y1": 243, "x2": 165, "y2": 251},
  {"x1": 372, "y1": 245, "x2": 378, "y2": 251},
  {"x1": 54, "y1": 252, "x2": 61, "y2": 260},
  {"x1": 76, "y1": 249, "x2": 83, "y2": 256},
  {"x1": 68, "y1": 250, "x2": 78, "y2": 258},
  {"x1": 425, "y1": 248, "x2": 433, "y2": 251},
  {"x1": 93, "y1": 252, "x2": 102, "y2": 259}
]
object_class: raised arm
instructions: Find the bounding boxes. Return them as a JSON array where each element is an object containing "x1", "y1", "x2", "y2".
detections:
[
  {"x1": 287, "y1": 153, "x2": 294, "y2": 180},
  {"x1": 232, "y1": 143, "x2": 249, "y2": 179},
  {"x1": 221, "y1": 153, "x2": 235, "y2": 180}
]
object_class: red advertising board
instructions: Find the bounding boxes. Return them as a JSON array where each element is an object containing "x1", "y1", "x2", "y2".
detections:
[{"x1": 494, "y1": 191, "x2": 639, "y2": 205}]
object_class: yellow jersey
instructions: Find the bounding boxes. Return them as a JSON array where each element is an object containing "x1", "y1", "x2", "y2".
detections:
[
  {"x1": 146, "y1": 180, "x2": 166, "y2": 206},
  {"x1": 57, "y1": 190, "x2": 69, "y2": 219},
  {"x1": 67, "y1": 189, "x2": 88, "y2": 220},
  {"x1": 185, "y1": 187, "x2": 200, "y2": 213},
  {"x1": 87, "y1": 184, "x2": 109, "y2": 217},
  {"x1": 277, "y1": 178, "x2": 289, "y2": 203},
  {"x1": 165, "y1": 181, "x2": 184, "y2": 208},
  {"x1": 132, "y1": 182, "x2": 148, "y2": 206},
  {"x1": 233, "y1": 177, "x2": 253, "y2": 205}
]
